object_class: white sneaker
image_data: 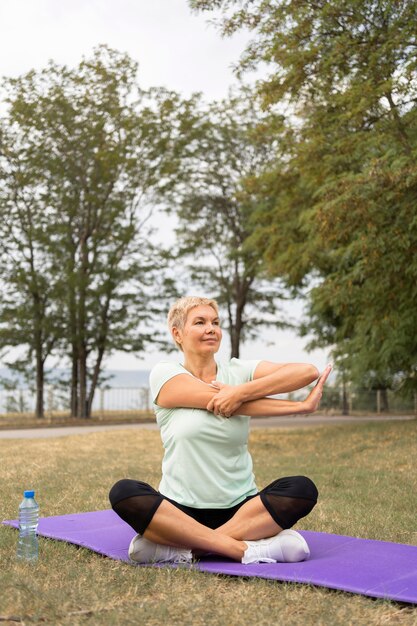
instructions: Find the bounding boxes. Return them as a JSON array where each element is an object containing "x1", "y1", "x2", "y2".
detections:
[
  {"x1": 128, "y1": 534, "x2": 193, "y2": 564},
  {"x1": 242, "y1": 529, "x2": 310, "y2": 564}
]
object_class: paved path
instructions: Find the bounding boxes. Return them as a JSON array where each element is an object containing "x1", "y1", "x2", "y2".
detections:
[{"x1": 0, "y1": 414, "x2": 413, "y2": 439}]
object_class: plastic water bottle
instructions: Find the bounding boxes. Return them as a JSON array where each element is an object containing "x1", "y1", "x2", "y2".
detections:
[{"x1": 17, "y1": 490, "x2": 39, "y2": 562}]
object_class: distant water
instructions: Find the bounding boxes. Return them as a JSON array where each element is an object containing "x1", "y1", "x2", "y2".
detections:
[
  {"x1": 102, "y1": 370, "x2": 150, "y2": 388},
  {"x1": 0, "y1": 368, "x2": 150, "y2": 388}
]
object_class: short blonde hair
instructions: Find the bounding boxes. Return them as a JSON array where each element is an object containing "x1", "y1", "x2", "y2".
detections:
[{"x1": 168, "y1": 296, "x2": 219, "y2": 351}]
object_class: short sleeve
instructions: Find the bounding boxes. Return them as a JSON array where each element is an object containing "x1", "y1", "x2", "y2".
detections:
[
  {"x1": 149, "y1": 362, "x2": 193, "y2": 404},
  {"x1": 229, "y1": 358, "x2": 261, "y2": 383}
]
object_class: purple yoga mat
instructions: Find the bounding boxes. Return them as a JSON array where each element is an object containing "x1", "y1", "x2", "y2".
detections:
[{"x1": 4, "y1": 509, "x2": 417, "y2": 604}]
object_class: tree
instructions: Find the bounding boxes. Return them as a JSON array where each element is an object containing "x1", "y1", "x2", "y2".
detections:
[
  {"x1": 0, "y1": 46, "x2": 184, "y2": 417},
  {"x1": 190, "y1": 1, "x2": 417, "y2": 393},
  {"x1": 165, "y1": 89, "x2": 289, "y2": 358},
  {"x1": 0, "y1": 119, "x2": 66, "y2": 417}
]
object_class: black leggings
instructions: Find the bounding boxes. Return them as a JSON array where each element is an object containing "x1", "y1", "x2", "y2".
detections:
[{"x1": 109, "y1": 476, "x2": 318, "y2": 535}]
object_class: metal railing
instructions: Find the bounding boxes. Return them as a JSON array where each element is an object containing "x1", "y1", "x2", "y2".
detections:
[
  {"x1": 0, "y1": 386, "x2": 415, "y2": 421},
  {"x1": 289, "y1": 387, "x2": 416, "y2": 415},
  {"x1": 0, "y1": 386, "x2": 152, "y2": 420}
]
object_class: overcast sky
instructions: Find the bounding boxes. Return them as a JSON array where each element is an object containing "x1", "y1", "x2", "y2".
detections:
[
  {"x1": 0, "y1": 0, "x2": 330, "y2": 371},
  {"x1": 0, "y1": 0, "x2": 250, "y2": 99}
]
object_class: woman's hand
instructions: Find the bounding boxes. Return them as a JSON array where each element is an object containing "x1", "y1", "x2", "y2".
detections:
[
  {"x1": 301, "y1": 364, "x2": 332, "y2": 413},
  {"x1": 206, "y1": 381, "x2": 245, "y2": 417}
]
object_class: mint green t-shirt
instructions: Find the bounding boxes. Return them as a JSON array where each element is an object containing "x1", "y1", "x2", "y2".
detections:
[{"x1": 149, "y1": 358, "x2": 260, "y2": 508}]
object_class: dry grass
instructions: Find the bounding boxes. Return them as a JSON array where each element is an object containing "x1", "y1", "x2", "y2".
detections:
[
  {"x1": 0, "y1": 410, "x2": 155, "y2": 431},
  {"x1": 1, "y1": 420, "x2": 416, "y2": 625}
]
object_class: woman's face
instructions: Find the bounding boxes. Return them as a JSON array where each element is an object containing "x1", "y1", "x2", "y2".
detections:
[{"x1": 174, "y1": 305, "x2": 222, "y2": 356}]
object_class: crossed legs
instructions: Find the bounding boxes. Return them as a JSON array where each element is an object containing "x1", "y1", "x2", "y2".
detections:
[
  {"x1": 143, "y1": 499, "x2": 248, "y2": 560},
  {"x1": 141, "y1": 495, "x2": 282, "y2": 560},
  {"x1": 214, "y1": 495, "x2": 282, "y2": 541},
  {"x1": 109, "y1": 476, "x2": 317, "y2": 562}
]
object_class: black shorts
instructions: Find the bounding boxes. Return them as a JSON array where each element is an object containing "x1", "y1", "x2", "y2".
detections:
[{"x1": 109, "y1": 475, "x2": 318, "y2": 535}]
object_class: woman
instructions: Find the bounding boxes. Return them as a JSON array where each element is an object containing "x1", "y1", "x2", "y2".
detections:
[{"x1": 109, "y1": 296, "x2": 332, "y2": 565}]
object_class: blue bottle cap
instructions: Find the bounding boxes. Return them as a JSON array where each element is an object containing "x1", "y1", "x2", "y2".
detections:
[{"x1": 24, "y1": 490, "x2": 35, "y2": 498}]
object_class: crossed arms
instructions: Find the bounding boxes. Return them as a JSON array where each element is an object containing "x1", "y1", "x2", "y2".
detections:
[{"x1": 156, "y1": 362, "x2": 332, "y2": 418}]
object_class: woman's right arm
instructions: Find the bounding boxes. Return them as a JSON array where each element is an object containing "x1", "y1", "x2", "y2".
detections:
[{"x1": 156, "y1": 374, "x2": 219, "y2": 409}]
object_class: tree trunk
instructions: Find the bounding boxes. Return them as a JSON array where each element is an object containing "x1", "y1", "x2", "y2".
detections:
[
  {"x1": 376, "y1": 388, "x2": 389, "y2": 414},
  {"x1": 230, "y1": 328, "x2": 240, "y2": 359},
  {"x1": 87, "y1": 291, "x2": 111, "y2": 416},
  {"x1": 229, "y1": 282, "x2": 248, "y2": 359},
  {"x1": 225, "y1": 298, "x2": 236, "y2": 358},
  {"x1": 77, "y1": 233, "x2": 90, "y2": 418},
  {"x1": 30, "y1": 248, "x2": 45, "y2": 418},
  {"x1": 342, "y1": 377, "x2": 349, "y2": 416},
  {"x1": 69, "y1": 277, "x2": 78, "y2": 417},
  {"x1": 381, "y1": 388, "x2": 389, "y2": 412},
  {"x1": 78, "y1": 346, "x2": 89, "y2": 418},
  {"x1": 35, "y1": 352, "x2": 44, "y2": 419},
  {"x1": 67, "y1": 232, "x2": 79, "y2": 418},
  {"x1": 87, "y1": 346, "x2": 105, "y2": 417},
  {"x1": 70, "y1": 350, "x2": 78, "y2": 418},
  {"x1": 33, "y1": 308, "x2": 45, "y2": 418}
]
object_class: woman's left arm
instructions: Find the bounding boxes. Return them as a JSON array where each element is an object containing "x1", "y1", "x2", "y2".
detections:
[
  {"x1": 252, "y1": 361, "x2": 319, "y2": 393},
  {"x1": 207, "y1": 361, "x2": 320, "y2": 417}
]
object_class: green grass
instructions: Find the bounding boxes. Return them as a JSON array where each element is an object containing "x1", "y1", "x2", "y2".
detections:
[{"x1": 1, "y1": 421, "x2": 416, "y2": 625}]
